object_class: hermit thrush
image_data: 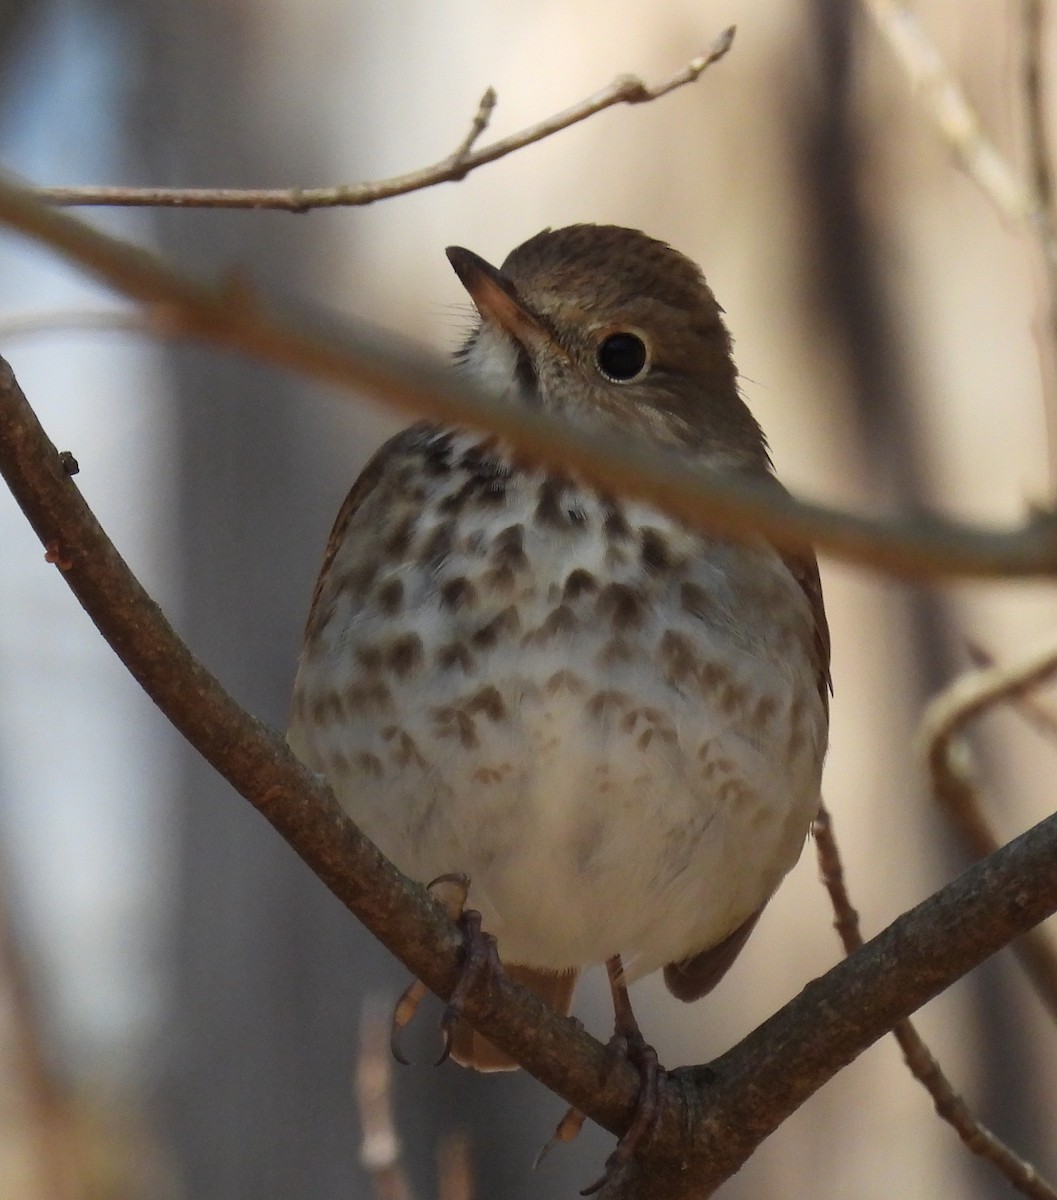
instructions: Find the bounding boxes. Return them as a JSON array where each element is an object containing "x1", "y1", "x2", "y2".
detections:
[{"x1": 288, "y1": 225, "x2": 830, "y2": 1083}]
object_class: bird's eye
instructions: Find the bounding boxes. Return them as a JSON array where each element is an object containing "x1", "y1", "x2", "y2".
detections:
[{"x1": 596, "y1": 331, "x2": 649, "y2": 383}]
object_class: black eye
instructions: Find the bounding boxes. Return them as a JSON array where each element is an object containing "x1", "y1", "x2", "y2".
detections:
[{"x1": 596, "y1": 332, "x2": 648, "y2": 382}]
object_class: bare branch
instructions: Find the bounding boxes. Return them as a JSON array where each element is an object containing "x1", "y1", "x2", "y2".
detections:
[
  {"x1": 447, "y1": 88, "x2": 498, "y2": 168},
  {"x1": 922, "y1": 635, "x2": 1057, "y2": 1021},
  {"x1": 0, "y1": 866, "x2": 81, "y2": 1200},
  {"x1": 863, "y1": 1, "x2": 1057, "y2": 502},
  {"x1": 0, "y1": 307, "x2": 147, "y2": 342},
  {"x1": 436, "y1": 1134, "x2": 474, "y2": 1200},
  {"x1": 1020, "y1": 0, "x2": 1057, "y2": 498},
  {"x1": 2, "y1": 177, "x2": 1057, "y2": 582},
  {"x1": 3, "y1": 353, "x2": 1057, "y2": 1198},
  {"x1": 23, "y1": 29, "x2": 735, "y2": 212},
  {"x1": 968, "y1": 639, "x2": 1057, "y2": 743},
  {"x1": 813, "y1": 807, "x2": 1057, "y2": 1200},
  {"x1": 356, "y1": 1001, "x2": 415, "y2": 1200},
  {"x1": 860, "y1": 0, "x2": 1034, "y2": 219}
]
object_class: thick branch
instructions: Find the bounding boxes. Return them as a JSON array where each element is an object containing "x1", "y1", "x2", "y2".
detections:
[
  {"x1": 23, "y1": 29, "x2": 734, "y2": 211},
  {"x1": 0, "y1": 354, "x2": 634, "y2": 1117},
  {"x1": 4, "y1": 354, "x2": 1057, "y2": 1200},
  {"x1": 2, "y1": 178, "x2": 1057, "y2": 581}
]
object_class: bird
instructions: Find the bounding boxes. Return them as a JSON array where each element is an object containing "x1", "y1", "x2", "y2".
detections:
[{"x1": 288, "y1": 223, "x2": 830, "y2": 1102}]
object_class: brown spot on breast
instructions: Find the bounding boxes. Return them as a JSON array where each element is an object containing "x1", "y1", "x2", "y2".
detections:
[
  {"x1": 586, "y1": 690, "x2": 630, "y2": 719},
  {"x1": 438, "y1": 478, "x2": 477, "y2": 515},
  {"x1": 660, "y1": 630, "x2": 700, "y2": 686},
  {"x1": 596, "y1": 583, "x2": 646, "y2": 630},
  {"x1": 375, "y1": 577, "x2": 404, "y2": 615},
  {"x1": 641, "y1": 527, "x2": 675, "y2": 573},
  {"x1": 681, "y1": 581, "x2": 721, "y2": 623},
  {"x1": 437, "y1": 641, "x2": 476, "y2": 673},
  {"x1": 310, "y1": 691, "x2": 344, "y2": 725},
  {"x1": 384, "y1": 633, "x2": 424, "y2": 678},
  {"x1": 356, "y1": 752, "x2": 384, "y2": 777},
  {"x1": 750, "y1": 695, "x2": 778, "y2": 731},
  {"x1": 433, "y1": 705, "x2": 480, "y2": 748},
  {"x1": 472, "y1": 766, "x2": 504, "y2": 785},
  {"x1": 384, "y1": 515, "x2": 416, "y2": 558},
  {"x1": 718, "y1": 779, "x2": 755, "y2": 808},
  {"x1": 466, "y1": 685, "x2": 507, "y2": 721},
  {"x1": 492, "y1": 524, "x2": 528, "y2": 570},
  {"x1": 472, "y1": 605, "x2": 520, "y2": 648},
  {"x1": 719, "y1": 681, "x2": 750, "y2": 716},
  {"x1": 393, "y1": 730, "x2": 429, "y2": 768},
  {"x1": 598, "y1": 638, "x2": 634, "y2": 666},
  {"x1": 440, "y1": 577, "x2": 477, "y2": 612},
  {"x1": 522, "y1": 604, "x2": 577, "y2": 645},
  {"x1": 535, "y1": 477, "x2": 566, "y2": 527},
  {"x1": 700, "y1": 661, "x2": 732, "y2": 693},
  {"x1": 355, "y1": 644, "x2": 383, "y2": 671},
  {"x1": 545, "y1": 670, "x2": 587, "y2": 695},
  {"x1": 535, "y1": 478, "x2": 585, "y2": 529},
  {"x1": 420, "y1": 519, "x2": 456, "y2": 567},
  {"x1": 345, "y1": 681, "x2": 394, "y2": 714},
  {"x1": 483, "y1": 563, "x2": 517, "y2": 593},
  {"x1": 330, "y1": 751, "x2": 351, "y2": 777},
  {"x1": 602, "y1": 502, "x2": 632, "y2": 542},
  {"x1": 562, "y1": 568, "x2": 598, "y2": 601},
  {"x1": 421, "y1": 436, "x2": 455, "y2": 476}
]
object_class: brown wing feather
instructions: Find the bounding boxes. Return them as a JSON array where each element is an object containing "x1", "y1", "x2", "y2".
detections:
[
  {"x1": 663, "y1": 907, "x2": 764, "y2": 1002},
  {"x1": 664, "y1": 503, "x2": 831, "y2": 1003},
  {"x1": 781, "y1": 547, "x2": 832, "y2": 715},
  {"x1": 302, "y1": 423, "x2": 436, "y2": 643}
]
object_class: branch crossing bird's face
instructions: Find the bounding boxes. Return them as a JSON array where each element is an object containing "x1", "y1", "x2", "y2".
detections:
[{"x1": 448, "y1": 224, "x2": 769, "y2": 471}]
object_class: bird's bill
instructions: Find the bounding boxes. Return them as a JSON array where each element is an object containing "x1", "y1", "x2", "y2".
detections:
[{"x1": 446, "y1": 244, "x2": 553, "y2": 353}]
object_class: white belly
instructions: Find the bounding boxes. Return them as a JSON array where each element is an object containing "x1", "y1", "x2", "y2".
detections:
[{"x1": 290, "y1": 464, "x2": 826, "y2": 978}]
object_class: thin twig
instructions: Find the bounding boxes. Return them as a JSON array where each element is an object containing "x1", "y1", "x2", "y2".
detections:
[
  {"x1": 3, "y1": 354, "x2": 1057, "y2": 1196},
  {"x1": 0, "y1": 308, "x2": 148, "y2": 342},
  {"x1": 967, "y1": 639, "x2": 1057, "y2": 744},
  {"x1": 1021, "y1": 0, "x2": 1057, "y2": 499},
  {"x1": 860, "y1": 0, "x2": 1034, "y2": 219},
  {"x1": 436, "y1": 1134, "x2": 474, "y2": 1200},
  {"x1": 23, "y1": 29, "x2": 735, "y2": 212},
  {"x1": 922, "y1": 634, "x2": 1057, "y2": 1020},
  {"x1": 356, "y1": 1001, "x2": 414, "y2": 1200},
  {"x1": 2, "y1": 178, "x2": 1057, "y2": 581},
  {"x1": 812, "y1": 807, "x2": 1056, "y2": 1200},
  {"x1": 0, "y1": 868, "x2": 80, "y2": 1200}
]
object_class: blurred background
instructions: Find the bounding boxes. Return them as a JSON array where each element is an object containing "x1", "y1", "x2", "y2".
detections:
[{"x1": 1, "y1": 1, "x2": 1055, "y2": 1197}]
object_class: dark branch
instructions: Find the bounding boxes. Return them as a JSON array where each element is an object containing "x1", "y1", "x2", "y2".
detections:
[
  {"x1": 1, "y1": 177, "x2": 1057, "y2": 581},
  {"x1": 3, "y1": 353, "x2": 1057, "y2": 1199}
]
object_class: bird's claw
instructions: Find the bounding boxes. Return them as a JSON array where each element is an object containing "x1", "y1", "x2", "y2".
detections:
[
  {"x1": 389, "y1": 872, "x2": 503, "y2": 1066},
  {"x1": 579, "y1": 1032, "x2": 663, "y2": 1196}
]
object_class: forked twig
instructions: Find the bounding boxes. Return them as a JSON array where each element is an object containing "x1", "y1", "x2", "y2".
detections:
[
  {"x1": 812, "y1": 807, "x2": 1056, "y2": 1200},
  {"x1": 23, "y1": 29, "x2": 735, "y2": 212},
  {"x1": 921, "y1": 634, "x2": 1057, "y2": 1020}
]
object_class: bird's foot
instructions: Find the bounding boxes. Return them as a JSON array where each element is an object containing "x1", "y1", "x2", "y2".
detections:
[
  {"x1": 390, "y1": 873, "x2": 504, "y2": 1066},
  {"x1": 578, "y1": 1028, "x2": 663, "y2": 1195},
  {"x1": 536, "y1": 1029, "x2": 664, "y2": 1193}
]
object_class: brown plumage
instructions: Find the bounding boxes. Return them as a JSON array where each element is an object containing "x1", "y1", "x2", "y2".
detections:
[{"x1": 289, "y1": 225, "x2": 830, "y2": 1077}]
